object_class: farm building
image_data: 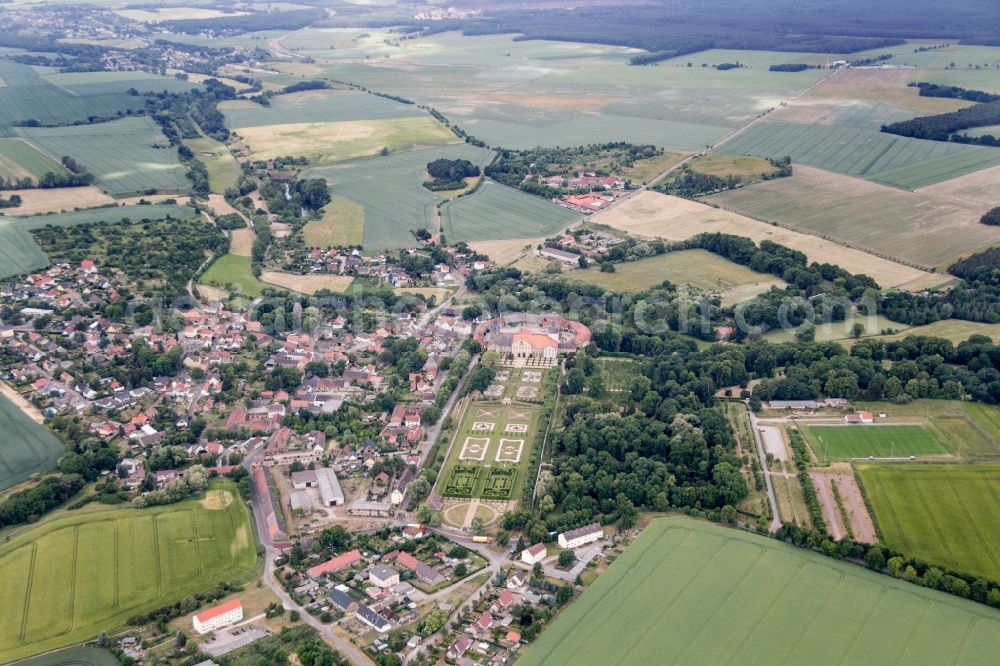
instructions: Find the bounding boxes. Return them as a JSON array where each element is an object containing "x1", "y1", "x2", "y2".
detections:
[
  {"x1": 845, "y1": 412, "x2": 875, "y2": 424},
  {"x1": 192, "y1": 599, "x2": 243, "y2": 635},
  {"x1": 349, "y1": 499, "x2": 393, "y2": 517},
  {"x1": 251, "y1": 465, "x2": 287, "y2": 542},
  {"x1": 538, "y1": 247, "x2": 581, "y2": 264},
  {"x1": 292, "y1": 468, "x2": 344, "y2": 506},
  {"x1": 307, "y1": 549, "x2": 363, "y2": 579},
  {"x1": 521, "y1": 543, "x2": 547, "y2": 565},
  {"x1": 558, "y1": 523, "x2": 603, "y2": 549},
  {"x1": 384, "y1": 549, "x2": 445, "y2": 585}
]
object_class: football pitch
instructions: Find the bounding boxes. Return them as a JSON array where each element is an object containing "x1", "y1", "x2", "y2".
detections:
[
  {"x1": 520, "y1": 517, "x2": 1000, "y2": 665},
  {"x1": 857, "y1": 464, "x2": 1000, "y2": 582},
  {"x1": 800, "y1": 424, "x2": 950, "y2": 459},
  {"x1": 0, "y1": 480, "x2": 256, "y2": 662}
]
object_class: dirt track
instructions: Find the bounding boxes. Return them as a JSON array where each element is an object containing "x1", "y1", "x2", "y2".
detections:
[{"x1": 811, "y1": 471, "x2": 878, "y2": 544}]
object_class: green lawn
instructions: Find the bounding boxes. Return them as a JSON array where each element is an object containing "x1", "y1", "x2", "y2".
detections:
[
  {"x1": 858, "y1": 464, "x2": 1000, "y2": 582},
  {"x1": 439, "y1": 180, "x2": 581, "y2": 243},
  {"x1": 199, "y1": 254, "x2": 266, "y2": 297},
  {"x1": 572, "y1": 249, "x2": 784, "y2": 303},
  {"x1": 800, "y1": 424, "x2": 950, "y2": 460},
  {"x1": 521, "y1": 516, "x2": 1000, "y2": 665},
  {"x1": 303, "y1": 196, "x2": 365, "y2": 248},
  {"x1": 0, "y1": 394, "x2": 64, "y2": 491},
  {"x1": 0, "y1": 480, "x2": 256, "y2": 662}
]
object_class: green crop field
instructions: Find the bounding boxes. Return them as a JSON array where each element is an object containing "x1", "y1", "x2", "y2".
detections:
[
  {"x1": 571, "y1": 249, "x2": 784, "y2": 303},
  {"x1": 305, "y1": 144, "x2": 495, "y2": 251},
  {"x1": 440, "y1": 181, "x2": 580, "y2": 243},
  {"x1": 303, "y1": 195, "x2": 365, "y2": 248},
  {"x1": 718, "y1": 121, "x2": 1000, "y2": 189},
  {"x1": 313, "y1": 34, "x2": 830, "y2": 150},
  {"x1": 800, "y1": 425, "x2": 950, "y2": 460},
  {"x1": 0, "y1": 480, "x2": 256, "y2": 662},
  {"x1": 0, "y1": 61, "x2": 144, "y2": 136},
  {"x1": 705, "y1": 165, "x2": 999, "y2": 270},
  {"x1": 41, "y1": 70, "x2": 197, "y2": 96},
  {"x1": 220, "y1": 88, "x2": 423, "y2": 127},
  {"x1": 858, "y1": 464, "x2": 1000, "y2": 582},
  {"x1": 521, "y1": 516, "x2": 1000, "y2": 665},
  {"x1": 17, "y1": 117, "x2": 189, "y2": 196},
  {"x1": 199, "y1": 254, "x2": 266, "y2": 297},
  {"x1": 0, "y1": 394, "x2": 64, "y2": 491},
  {"x1": 13, "y1": 646, "x2": 119, "y2": 666},
  {"x1": 0, "y1": 138, "x2": 66, "y2": 181},
  {"x1": 0, "y1": 217, "x2": 50, "y2": 279}
]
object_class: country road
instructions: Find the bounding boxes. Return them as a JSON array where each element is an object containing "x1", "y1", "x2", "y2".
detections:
[{"x1": 747, "y1": 404, "x2": 783, "y2": 532}]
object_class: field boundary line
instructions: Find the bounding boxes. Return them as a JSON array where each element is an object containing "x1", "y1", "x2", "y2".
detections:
[
  {"x1": 951, "y1": 615, "x2": 980, "y2": 666},
  {"x1": 188, "y1": 509, "x2": 204, "y2": 575},
  {"x1": 528, "y1": 526, "x2": 684, "y2": 664},
  {"x1": 615, "y1": 537, "x2": 740, "y2": 666},
  {"x1": 722, "y1": 559, "x2": 808, "y2": 662},
  {"x1": 667, "y1": 545, "x2": 769, "y2": 665},
  {"x1": 909, "y1": 469, "x2": 959, "y2": 568},
  {"x1": 893, "y1": 599, "x2": 932, "y2": 666},
  {"x1": 112, "y1": 521, "x2": 120, "y2": 611},
  {"x1": 152, "y1": 514, "x2": 163, "y2": 598},
  {"x1": 66, "y1": 526, "x2": 80, "y2": 632},
  {"x1": 944, "y1": 473, "x2": 1000, "y2": 574},
  {"x1": 833, "y1": 586, "x2": 887, "y2": 666},
  {"x1": 18, "y1": 542, "x2": 37, "y2": 643}
]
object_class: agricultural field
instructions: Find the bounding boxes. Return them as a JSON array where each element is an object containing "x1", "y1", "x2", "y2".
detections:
[
  {"x1": 705, "y1": 165, "x2": 997, "y2": 269},
  {"x1": 3, "y1": 186, "x2": 115, "y2": 216},
  {"x1": 0, "y1": 217, "x2": 52, "y2": 279},
  {"x1": 438, "y1": 369, "x2": 547, "y2": 504},
  {"x1": 592, "y1": 191, "x2": 943, "y2": 291},
  {"x1": 199, "y1": 254, "x2": 265, "y2": 297},
  {"x1": 717, "y1": 120, "x2": 1000, "y2": 189},
  {"x1": 17, "y1": 117, "x2": 190, "y2": 196},
  {"x1": 572, "y1": 249, "x2": 785, "y2": 304},
  {"x1": 312, "y1": 34, "x2": 831, "y2": 150},
  {"x1": 219, "y1": 88, "x2": 424, "y2": 127},
  {"x1": 0, "y1": 480, "x2": 256, "y2": 662},
  {"x1": 302, "y1": 196, "x2": 364, "y2": 248},
  {"x1": 259, "y1": 271, "x2": 353, "y2": 295},
  {"x1": 39, "y1": 69, "x2": 197, "y2": 95},
  {"x1": 16, "y1": 204, "x2": 197, "y2": 231},
  {"x1": 14, "y1": 646, "x2": 118, "y2": 666},
  {"x1": 117, "y1": 7, "x2": 247, "y2": 22},
  {"x1": 439, "y1": 181, "x2": 581, "y2": 243},
  {"x1": 687, "y1": 153, "x2": 779, "y2": 178},
  {"x1": 0, "y1": 393, "x2": 64, "y2": 491},
  {"x1": 918, "y1": 165, "x2": 1000, "y2": 208},
  {"x1": 0, "y1": 60, "x2": 144, "y2": 135},
  {"x1": 857, "y1": 464, "x2": 1000, "y2": 582},
  {"x1": 521, "y1": 516, "x2": 1000, "y2": 665},
  {"x1": 304, "y1": 144, "x2": 495, "y2": 251},
  {"x1": 799, "y1": 424, "x2": 951, "y2": 460},
  {"x1": 805, "y1": 68, "x2": 973, "y2": 115},
  {"x1": 183, "y1": 136, "x2": 241, "y2": 194},
  {"x1": 0, "y1": 138, "x2": 67, "y2": 181}
]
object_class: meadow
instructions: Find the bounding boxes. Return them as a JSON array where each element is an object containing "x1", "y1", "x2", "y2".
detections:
[
  {"x1": 799, "y1": 424, "x2": 950, "y2": 460},
  {"x1": 0, "y1": 480, "x2": 257, "y2": 662},
  {"x1": 199, "y1": 254, "x2": 266, "y2": 297},
  {"x1": 18, "y1": 117, "x2": 190, "y2": 196},
  {"x1": 0, "y1": 394, "x2": 65, "y2": 491},
  {"x1": 183, "y1": 136, "x2": 241, "y2": 194},
  {"x1": 705, "y1": 165, "x2": 997, "y2": 269},
  {"x1": 858, "y1": 464, "x2": 1000, "y2": 582},
  {"x1": 717, "y1": 121, "x2": 1000, "y2": 189},
  {"x1": 571, "y1": 249, "x2": 785, "y2": 303},
  {"x1": 520, "y1": 516, "x2": 1000, "y2": 665},
  {"x1": 763, "y1": 312, "x2": 907, "y2": 344},
  {"x1": 302, "y1": 196, "x2": 364, "y2": 248},
  {"x1": 439, "y1": 181, "x2": 580, "y2": 243},
  {"x1": 0, "y1": 138, "x2": 67, "y2": 181},
  {"x1": 305, "y1": 144, "x2": 495, "y2": 251},
  {"x1": 592, "y1": 191, "x2": 942, "y2": 291}
]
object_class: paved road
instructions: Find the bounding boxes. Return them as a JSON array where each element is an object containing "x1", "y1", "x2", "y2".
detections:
[{"x1": 747, "y1": 403, "x2": 783, "y2": 532}]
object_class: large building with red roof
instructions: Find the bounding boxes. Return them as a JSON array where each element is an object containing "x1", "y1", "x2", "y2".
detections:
[
  {"x1": 193, "y1": 598, "x2": 243, "y2": 635},
  {"x1": 307, "y1": 549, "x2": 363, "y2": 579}
]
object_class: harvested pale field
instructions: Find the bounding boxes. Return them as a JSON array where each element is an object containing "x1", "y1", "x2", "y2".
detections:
[
  {"x1": 488, "y1": 91, "x2": 622, "y2": 112},
  {"x1": 117, "y1": 7, "x2": 247, "y2": 22},
  {"x1": 229, "y1": 228, "x2": 255, "y2": 256},
  {"x1": 259, "y1": 271, "x2": 353, "y2": 294},
  {"x1": 206, "y1": 194, "x2": 240, "y2": 217},
  {"x1": 705, "y1": 165, "x2": 997, "y2": 269},
  {"x1": 594, "y1": 191, "x2": 942, "y2": 290},
  {"x1": 116, "y1": 194, "x2": 189, "y2": 206},
  {"x1": 197, "y1": 284, "x2": 230, "y2": 302},
  {"x1": 468, "y1": 237, "x2": 543, "y2": 265},
  {"x1": 234, "y1": 117, "x2": 459, "y2": 163},
  {"x1": 303, "y1": 196, "x2": 364, "y2": 247},
  {"x1": 917, "y1": 165, "x2": 1000, "y2": 208},
  {"x1": 806, "y1": 68, "x2": 973, "y2": 115},
  {"x1": 5, "y1": 186, "x2": 113, "y2": 216}
]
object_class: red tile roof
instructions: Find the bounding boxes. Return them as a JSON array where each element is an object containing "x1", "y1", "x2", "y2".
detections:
[
  {"x1": 307, "y1": 549, "x2": 362, "y2": 578},
  {"x1": 194, "y1": 598, "x2": 242, "y2": 623}
]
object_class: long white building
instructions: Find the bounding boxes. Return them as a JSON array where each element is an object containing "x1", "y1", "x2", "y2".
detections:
[{"x1": 192, "y1": 599, "x2": 243, "y2": 635}]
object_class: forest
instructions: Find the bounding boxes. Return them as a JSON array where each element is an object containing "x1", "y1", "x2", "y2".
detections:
[
  {"x1": 881, "y1": 100, "x2": 1000, "y2": 145},
  {"x1": 656, "y1": 157, "x2": 791, "y2": 196},
  {"x1": 423, "y1": 158, "x2": 480, "y2": 191}
]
